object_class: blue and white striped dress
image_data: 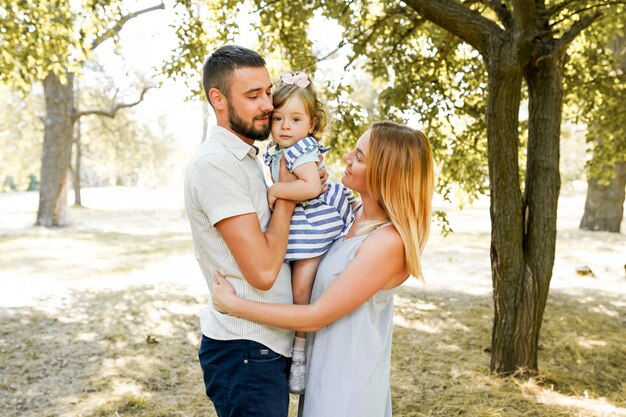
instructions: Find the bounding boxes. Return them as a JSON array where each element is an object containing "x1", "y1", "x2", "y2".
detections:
[{"x1": 263, "y1": 136, "x2": 356, "y2": 261}]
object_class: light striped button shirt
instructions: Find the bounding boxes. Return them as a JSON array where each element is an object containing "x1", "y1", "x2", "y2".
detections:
[{"x1": 184, "y1": 125, "x2": 294, "y2": 357}]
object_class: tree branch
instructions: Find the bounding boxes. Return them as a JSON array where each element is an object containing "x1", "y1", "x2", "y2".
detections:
[
  {"x1": 464, "y1": 0, "x2": 513, "y2": 28},
  {"x1": 548, "y1": 1, "x2": 626, "y2": 26},
  {"x1": 557, "y1": 11, "x2": 603, "y2": 53},
  {"x1": 542, "y1": 0, "x2": 585, "y2": 18},
  {"x1": 312, "y1": 10, "x2": 400, "y2": 67},
  {"x1": 92, "y1": 3, "x2": 165, "y2": 49},
  {"x1": 402, "y1": 0, "x2": 504, "y2": 56},
  {"x1": 341, "y1": 0, "x2": 357, "y2": 16},
  {"x1": 511, "y1": 0, "x2": 538, "y2": 29},
  {"x1": 73, "y1": 86, "x2": 154, "y2": 121},
  {"x1": 250, "y1": 0, "x2": 282, "y2": 14},
  {"x1": 487, "y1": 0, "x2": 514, "y2": 29}
]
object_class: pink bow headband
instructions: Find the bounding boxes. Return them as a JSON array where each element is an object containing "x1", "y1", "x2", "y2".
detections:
[{"x1": 281, "y1": 72, "x2": 310, "y2": 88}]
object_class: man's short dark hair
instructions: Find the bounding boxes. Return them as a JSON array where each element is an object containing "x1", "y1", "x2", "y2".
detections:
[{"x1": 202, "y1": 45, "x2": 266, "y2": 105}]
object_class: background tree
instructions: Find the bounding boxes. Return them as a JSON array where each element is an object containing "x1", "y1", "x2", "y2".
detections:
[
  {"x1": 72, "y1": 63, "x2": 154, "y2": 203},
  {"x1": 0, "y1": 1, "x2": 163, "y2": 226},
  {"x1": 566, "y1": 30, "x2": 626, "y2": 233},
  {"x1": 79, "y1": 105, "x2": 177, "y2": 189},
  {"x1": 0, "y1": 76, "x2": 174, "y2": 198},
  {"x1": 169, "y1": 0, "x2": 625, "y2": 376}
]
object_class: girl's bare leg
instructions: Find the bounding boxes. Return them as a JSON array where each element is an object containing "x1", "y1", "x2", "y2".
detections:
[
  {"x1": 292, "y1": 256, "x2": 321, "y2": 337},
  {"x1": 289, "y1": 256, "x2": 322, "y2": 394}
]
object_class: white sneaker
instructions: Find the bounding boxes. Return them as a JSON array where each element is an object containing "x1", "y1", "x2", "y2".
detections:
[{"x1": 289, "y1": 355, "x2": 306, "y2": 394}]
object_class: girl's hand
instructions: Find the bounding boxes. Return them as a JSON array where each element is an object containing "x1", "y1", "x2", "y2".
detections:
[{"x1": 212, "y1": 271, "x2": 237, "y2": 314}]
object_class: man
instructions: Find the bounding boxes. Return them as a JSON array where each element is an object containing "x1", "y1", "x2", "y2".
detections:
[{"x1": 184, "y1": 45, "x2": 321, "y2": 417}]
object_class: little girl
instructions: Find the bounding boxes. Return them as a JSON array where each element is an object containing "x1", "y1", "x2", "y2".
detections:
[{"x1": 263, "y1": 71, "x2": 356, "y2": 394}]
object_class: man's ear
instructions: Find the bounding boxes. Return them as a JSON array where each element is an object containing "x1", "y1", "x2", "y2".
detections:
[{"x1": 208, "y1": 88, "x2": 226, "y2": 111}]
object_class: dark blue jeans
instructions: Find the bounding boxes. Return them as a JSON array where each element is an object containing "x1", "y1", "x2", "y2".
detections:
[{"x1": 198, "y1": 335, "x2": 290, "y2": 417}]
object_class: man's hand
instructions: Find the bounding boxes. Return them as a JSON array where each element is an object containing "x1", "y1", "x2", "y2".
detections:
[
  {"x1": 278, "y1": 156, "x2": 297, "y2": 183},
  {"x1": 268, "y1": 157, "x2": 297, "y2": 211},
  {"x1": 318, "y1": 155, "x2": 329, "y2": 193},
  {"x1": 268, "y1": 185, "x2": 278, "y2": 211}
]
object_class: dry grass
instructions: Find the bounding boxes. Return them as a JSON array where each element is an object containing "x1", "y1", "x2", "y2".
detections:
[
  {"x1": 391, "y1": 288, "x2": 626, "y2": 416},
  {"x1": 2, "y1": 283, "x2": 623, "y2": 416},
  {"x1": 1, "y1": 188, "x2": 625, "y2": 416}
]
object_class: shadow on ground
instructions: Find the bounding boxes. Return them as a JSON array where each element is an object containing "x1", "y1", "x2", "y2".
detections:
[{"x1": 1, "y1": 284, "x2": 624, "y2": 417}]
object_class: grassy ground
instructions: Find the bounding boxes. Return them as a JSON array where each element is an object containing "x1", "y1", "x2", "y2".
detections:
[{"x1": 0, "y1": 187, "x2": 624, "y2": 416}]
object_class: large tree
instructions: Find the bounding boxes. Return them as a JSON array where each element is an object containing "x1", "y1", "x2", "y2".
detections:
[
  {"x1": 169, "y1": 0, "x2": 625, "y2": 376},
  {"x1": 0, "y1": 1, "x2": 162, "y2": 226}
]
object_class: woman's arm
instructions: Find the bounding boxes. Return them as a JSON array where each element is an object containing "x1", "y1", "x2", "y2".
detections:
[{"x1": 212, "y1": 226, "x2": 407, "y2": 332}]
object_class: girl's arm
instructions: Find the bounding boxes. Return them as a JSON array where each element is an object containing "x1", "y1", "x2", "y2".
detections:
[
  {"x1": 268, "y1": 162, "x2": 321, "y2": 209},
  {"x1": 212, "y1": 226, "x2": 407, "y2": 332}
]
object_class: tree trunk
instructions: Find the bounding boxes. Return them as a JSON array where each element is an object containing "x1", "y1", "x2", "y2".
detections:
[
  {"x1": 579, "y1": 35, "x2": 626, "y2": 233},
  {"x1": 517, "y1": 51, "x2": 563, "y2": 374},
  {"x1": 73, "y1": 77, "x2": 82, "y2": 207},
  {"x1": 580, "y1": 161, "x2": 626, "y2": 232},
  {"x1": 488, "y1": 34, "x2": 563, "y2": 376},
  {"x1": 73, "y1": 118, "x2": 82, "y2": 207},
  {"x1": 36, "y1": 71, "x2": 75, "y2": 226},
  {"x1": 485, "y1": 39, "x2": 526, "y2": 376}
]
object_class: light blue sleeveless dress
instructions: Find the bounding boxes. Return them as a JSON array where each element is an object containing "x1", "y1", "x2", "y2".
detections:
[
  {"x1": 263, "y1": 136, "x2": 356, "y2": 261},
  {"x1": 303, "y1": 219, "x2": 399, "y2": 417}
]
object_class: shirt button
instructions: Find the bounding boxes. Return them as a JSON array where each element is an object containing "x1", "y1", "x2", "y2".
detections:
[{"x1": 244, "y1": 359, "x2": 248, "y2": 364}]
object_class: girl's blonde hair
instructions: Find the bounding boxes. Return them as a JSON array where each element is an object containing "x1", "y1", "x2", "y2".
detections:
[
  {"x1": 366, "y1": 121, "x2": 434, "y2": 279},
  {"x1": 272, "y1": 71, "x2": 327, "y2": 138}
]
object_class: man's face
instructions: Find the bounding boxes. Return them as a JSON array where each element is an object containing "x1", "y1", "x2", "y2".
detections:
[{"x1": 225, "y1": 67, "x2": 274, "y2": 142}]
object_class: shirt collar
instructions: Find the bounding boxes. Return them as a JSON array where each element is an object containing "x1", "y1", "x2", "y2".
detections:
[{"x1": 211, "y1": 125, "x2": 260, "y2": 160}]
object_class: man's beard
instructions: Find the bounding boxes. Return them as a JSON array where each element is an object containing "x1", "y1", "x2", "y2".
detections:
[{"x1": 228, "y1": 101, "x2": 270, "y2": 141}]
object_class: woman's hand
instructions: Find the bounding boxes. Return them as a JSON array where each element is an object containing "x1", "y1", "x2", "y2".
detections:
[{"x1": 212, "y1": 271, "x2": 237, "y2": 314}]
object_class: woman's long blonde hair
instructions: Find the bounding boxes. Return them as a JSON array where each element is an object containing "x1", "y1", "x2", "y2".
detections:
[{"x1": 366, "y1": 121, "x2": 434, "y2": 279}]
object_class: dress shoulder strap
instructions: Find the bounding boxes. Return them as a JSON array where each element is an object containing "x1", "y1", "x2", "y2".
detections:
[{"x1": 347, "y1": 221, "x2": 394, "y2": 263}]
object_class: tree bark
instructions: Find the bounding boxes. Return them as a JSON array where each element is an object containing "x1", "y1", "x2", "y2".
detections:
[
  {"x1": 73, "y1": 124, "x2": 82, "y2": 207},
  {"x1": 580, "y1": 161, "x2": 626, "y2": 232},
  {"x1": 515, "y1": 48, "x2": 563, "y2": 374},
  {"x1": 485, "y1": 36, "x2": 526, "y2": 376},
  {"x1": 73, "y1": 79, "x2": 82, "y2": 207},
  {"x1": 36, "y1": 71, "x2": 75, "y2": 226},
  {"x1": 487, "y1": 30, "x2": 564, "y2": 377}
]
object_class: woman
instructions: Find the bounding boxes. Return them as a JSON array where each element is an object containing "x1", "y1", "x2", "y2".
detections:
[{"x1": 212, "y1": 121, "x2": 434, "y2": 417}]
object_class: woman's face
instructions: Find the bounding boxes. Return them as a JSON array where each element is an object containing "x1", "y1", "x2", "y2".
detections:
[{"x1": 341, "y1": 129, "x2": 371, "y2": 194}]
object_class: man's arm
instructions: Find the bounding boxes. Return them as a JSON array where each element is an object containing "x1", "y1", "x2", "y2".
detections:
[
  {"x1": 216, "y1": 198, "x2": 295, "y2": 291},
  {"x1": 215, "y1": 157, "x2": 296, "y2": 291}
]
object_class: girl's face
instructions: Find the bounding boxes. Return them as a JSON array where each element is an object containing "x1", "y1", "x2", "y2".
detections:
[
  {"x1": 342, "y1": 129, "x2": 371, "y2": 194},
  {"x1": 270, "y1": 96, "x2": 316, "y2": 148}
]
